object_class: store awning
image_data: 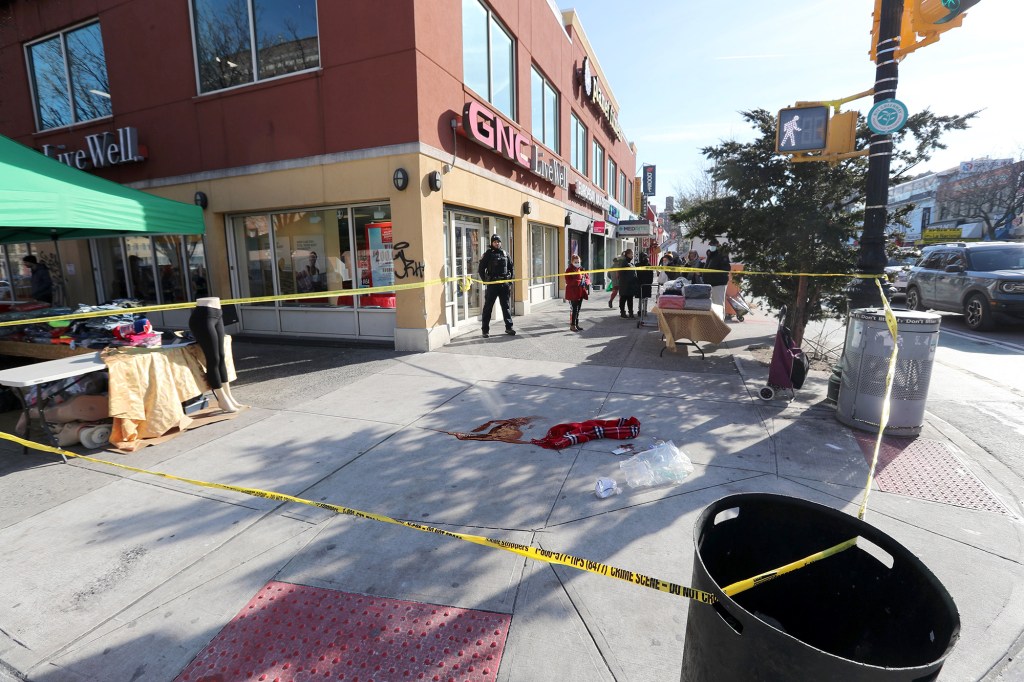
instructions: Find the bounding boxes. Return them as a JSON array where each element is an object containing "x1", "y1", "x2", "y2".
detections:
[{"x1": 0, "y1": 134, "x2": 204, "y2": 245}]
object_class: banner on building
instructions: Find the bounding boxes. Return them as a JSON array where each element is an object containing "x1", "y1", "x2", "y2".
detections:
[
  {"x1": 642, "y1": 165, "x2": 656, "y2": 196},
  {"x1": 633, "y1": 177, "x2": 642, "y2": 215}
]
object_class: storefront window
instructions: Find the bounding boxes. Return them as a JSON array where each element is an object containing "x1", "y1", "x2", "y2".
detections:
[
  {"x1": 5, "y1": 244, "x2": 31, "y2": 300},
  {"x1": 353, "y1": 204, "x2": 395, "y2": 307},
  {"x1": 125, "y1": 236, "x2": 158, "y2": 303},
  {"x1": 234, "y1": 215, "x2": 274, "y2": 306},
  {"x1": 153, "y1": 236, "x2": 187, "y2": 303},
  {"x1": 186, "y1": 235, "x2": 209, "y2": 299},
  {"x1": 274, "y1": 209, "x2": 332, "y2": 307},
  {"x1": 231, "y1": 204, "x2": 390, "y2": 309},
  {"x1": 531, "y1": 222, "x2": 557, "y2": 290}
]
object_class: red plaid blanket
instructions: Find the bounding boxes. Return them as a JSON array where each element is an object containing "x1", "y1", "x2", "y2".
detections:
[{"x1": 531, "y1": 417, "x2": 641, "y2": 450}]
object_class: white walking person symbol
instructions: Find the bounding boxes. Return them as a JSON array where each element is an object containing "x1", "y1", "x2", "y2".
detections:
[{"x1": 781, "y1": 115, "x2": 802, "y2": 148}]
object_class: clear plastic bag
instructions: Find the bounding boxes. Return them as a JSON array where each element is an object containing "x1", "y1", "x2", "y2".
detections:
[{"x1": 618, "y1": 440, "x2": 694, "y2": 488}]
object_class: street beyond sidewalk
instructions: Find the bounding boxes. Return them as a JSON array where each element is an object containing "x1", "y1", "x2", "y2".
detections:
[{"x1": 1, "y1": 293, "x2": 1022, "y2": 681}]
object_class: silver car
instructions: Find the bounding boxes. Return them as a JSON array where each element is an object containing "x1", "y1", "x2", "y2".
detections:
[{"x1": 906, "y1": 242, "x2": 1024, "y2": 330}]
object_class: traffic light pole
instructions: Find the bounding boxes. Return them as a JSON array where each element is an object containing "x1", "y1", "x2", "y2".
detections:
[{"x1": 849, "y1": 0, "x2": 904, "y2": 310}]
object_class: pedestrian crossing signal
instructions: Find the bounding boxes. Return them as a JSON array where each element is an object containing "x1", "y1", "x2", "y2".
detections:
[{"x1": 776, "y1": 106, "x2": 828, "y2": 153}]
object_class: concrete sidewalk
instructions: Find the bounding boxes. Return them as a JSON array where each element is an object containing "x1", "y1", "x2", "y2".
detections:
[{"x1": 1, "y1": 293, "x2": 1022, "y2": 681}]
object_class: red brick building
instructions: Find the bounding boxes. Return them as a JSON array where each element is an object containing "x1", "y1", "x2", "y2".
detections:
[{"x1": 0, "y1": 0, "x2": 639, "y2": 349}]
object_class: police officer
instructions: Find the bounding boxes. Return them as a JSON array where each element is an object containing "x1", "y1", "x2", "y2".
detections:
[{"x1": 477, "y1": 234, "x2": 516, "y2": 338}]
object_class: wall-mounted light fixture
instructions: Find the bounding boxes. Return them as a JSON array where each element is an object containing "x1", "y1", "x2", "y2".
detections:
[
  {"x1": 428, "y1": 171, "x2": 443, "y2": 193},
  {"x1": 522, "y1": 201, "x2": 533, "y2": 216},
  {"x1": 564, "y1": 213, "x2": 572, "y2": 226},
  {"x1": 393, "y1": 168, "x2": 409, "y2": 191},
  {"x1": 194, "y1": 191, "x2": 208, "y2": 209}
]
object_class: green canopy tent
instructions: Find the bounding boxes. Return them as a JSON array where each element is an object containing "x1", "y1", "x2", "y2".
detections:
[{"x1": 0, "y1": 133, "x2": 204, "y2": 245}]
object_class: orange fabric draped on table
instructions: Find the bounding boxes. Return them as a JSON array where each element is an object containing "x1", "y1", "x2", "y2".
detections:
[
  {"x1": 652, "y1": 305, "x2": 731, "y2": 355},
  {"x1": 101, "y1": 338, "x2": 236, "y2": 449}
]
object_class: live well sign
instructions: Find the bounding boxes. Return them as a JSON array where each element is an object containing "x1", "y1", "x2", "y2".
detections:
[{"x1": 42, "y1": 127, "x2": 146, "y2": 170}]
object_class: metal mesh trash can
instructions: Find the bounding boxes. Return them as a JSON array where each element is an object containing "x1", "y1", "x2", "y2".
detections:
[
  {"x1": 836, "y1": 308, "x2": 941, "y2": 436},
  {"x1": 680, "y1": 493, "x2": 960, "y2": 682}
]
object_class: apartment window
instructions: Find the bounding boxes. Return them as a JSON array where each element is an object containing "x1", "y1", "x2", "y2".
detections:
[
  {"x1": 619, "y1": 171, "x2": 627, "y2": 206},
  {"x1": 570, "y1": 114, "x2": 587, "y2": 174},
  {"x1": 192, "y1": 0, "x2": 320, "y2": 94},
  {"x1": 26, "y1": 21, "x2": 112, "y2": 131},
  {"x1": 463, "y1": 0, "x2": 514, "y2": 119},
  {"x1": 921, "y1": 207, "x2": 931, "y2": 228},
  {"x1": 592, "y1": 140, "x2": 605, "y2": 190},
  {"x1": 530, "y1": 66, "x2": 559, "y2": 152},
  {"x1": 608, "y1": 159, "x2": 618, "y2": 201}
]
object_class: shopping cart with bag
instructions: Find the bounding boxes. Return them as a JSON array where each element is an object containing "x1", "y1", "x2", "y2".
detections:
[{"x1": 758, "y1": 307, "x2": 810, "y2": 401}]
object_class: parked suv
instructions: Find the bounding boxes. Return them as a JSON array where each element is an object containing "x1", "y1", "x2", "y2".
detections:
[{"x1": 906, "y1": 241, "x2": 1024, "y2": 330}]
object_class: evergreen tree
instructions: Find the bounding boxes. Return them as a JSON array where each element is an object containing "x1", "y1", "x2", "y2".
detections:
[{"x1": 674, "y1": 108, "x2": 976, "y2": 344}]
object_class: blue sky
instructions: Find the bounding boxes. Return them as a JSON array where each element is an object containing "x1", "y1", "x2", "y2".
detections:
[{"x1": 564, "y1": 1, "x2": 1024, "y2": 212}]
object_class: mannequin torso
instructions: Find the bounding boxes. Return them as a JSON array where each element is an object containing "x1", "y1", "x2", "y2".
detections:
[{"x1": 196, "y1": 297, "x2": 221, "y2": 309}]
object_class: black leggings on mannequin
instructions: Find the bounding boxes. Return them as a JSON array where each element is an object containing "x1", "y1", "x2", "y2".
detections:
[{"x1": 188, "y1": 306, "x2": 228, "y2": 389}]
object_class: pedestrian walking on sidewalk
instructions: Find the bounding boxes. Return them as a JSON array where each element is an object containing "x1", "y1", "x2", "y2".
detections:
[
  {"x1": 703, "y1": 240, "x2": 731, "y2": 308},
  {"x1": 607, "y1": 251, "x2": 627, "y2": 309},
  {"x1": 478, "y1": 234, "x2": 516, "y2": 338},
  {"x1": 617, "y1": 249, "x2": 638, "y2": 318},
  {"x1": 563, "y1": 255, "x2": 589, "y2": 332}
]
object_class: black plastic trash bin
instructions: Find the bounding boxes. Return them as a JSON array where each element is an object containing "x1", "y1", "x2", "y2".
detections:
[{"x1": 680, "y1": 493, "x2": 959, "y2": 682}]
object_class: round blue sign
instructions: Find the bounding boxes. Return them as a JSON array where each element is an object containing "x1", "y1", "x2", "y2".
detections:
[{"x1": 867, "y1": 99, "x2": 910, "y2": 135}]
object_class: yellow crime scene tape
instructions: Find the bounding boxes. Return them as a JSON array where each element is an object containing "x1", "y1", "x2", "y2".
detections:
[
  {"x1": 0, "y1": 431, "x2": 717, "y2": 605},
  {"x1": 0, "y1": 270, "x2": 900, "y2": 606}
]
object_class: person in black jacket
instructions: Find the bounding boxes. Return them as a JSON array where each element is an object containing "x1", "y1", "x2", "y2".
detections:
[
  {"x1": 703, "y1": 240, "x2": 731, "y2": 307},
  {"x1": 477, "y1": 234, "x2": 516, "y2": 338},
  {"x1": 617, "y1": 249, "x2": 638, "y2": 318},
  {"x1": 22, "y1": 255, "x2": 53, "y2": 305},
  {"x1": 635, "y1": 251, "x2": 654, "y2": 302}
]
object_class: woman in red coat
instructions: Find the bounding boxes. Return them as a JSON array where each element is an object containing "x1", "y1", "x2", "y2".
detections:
[{"x1": 563, "y1": 255, "x2": 589, "y2": 332}]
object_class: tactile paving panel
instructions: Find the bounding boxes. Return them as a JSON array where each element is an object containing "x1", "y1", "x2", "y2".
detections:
[
  {"x1": 175, "y1": 581, "x2": 511, "y2": 682},
  {"x1": 854, "y1": 432, "x2": 1010, "y2": 515}
]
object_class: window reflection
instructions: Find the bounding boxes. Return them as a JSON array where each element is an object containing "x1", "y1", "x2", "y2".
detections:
[
  {"x1": 186, "y1": 235, "x2": 209, "y2": 299},
  {"x1": 234, "y1": 215, "x2": 274, "y2": 306},
  {"x1": 233, "y1": 205, "x2": 391, "y2": 309},
  {"x1": 125, "y1": 236, "x2": 158, "y2": 303},
  {"x1": 462, "y1": 0, "x2": 514, "y2": 119},
  {"x1": 354, "y1": 204, "x2": 395, "y2": 307},
  {"x1": 254, "y1": 0, "x2": 320, "y2": 80},
  {"x1": 154, "y1": 236, "x2": 187, "y2": 303},
  {"x1": 28, "y1": 23, "x2": 110, "y2": 131},
  {"x1": 67, "y1": 23, "x2": 113, "y2": 123},
  {"x1": 194, "y1": 0, "x2": 319, "y2": 94}
]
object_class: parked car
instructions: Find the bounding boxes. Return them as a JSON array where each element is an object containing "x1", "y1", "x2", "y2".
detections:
[
  {"x1": 885, "y1": 252, "x2": 919, "y2": 297},
  {"x1": 905, "y1": 241, "x2": 1024, "y2": 330}
]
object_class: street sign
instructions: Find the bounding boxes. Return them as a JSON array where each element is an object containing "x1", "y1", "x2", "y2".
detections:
[
  {"x1": 776, "y1": 106, "x2": 828, "y2": 153},
  {"x1": 867, "y1": 99, "x2": 909, "y2": 135}
]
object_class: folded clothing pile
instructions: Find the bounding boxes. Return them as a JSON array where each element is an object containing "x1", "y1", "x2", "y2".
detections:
[{"x1": 658, "y1": 282, "x2": 712, "y2": 310}]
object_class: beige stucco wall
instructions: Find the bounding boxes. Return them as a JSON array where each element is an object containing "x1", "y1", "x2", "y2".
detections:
[{"x1": 147, "y1": 150, "x2": 567, "y2": 350}]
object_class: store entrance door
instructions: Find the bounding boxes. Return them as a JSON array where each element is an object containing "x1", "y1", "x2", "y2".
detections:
[{"x1": 453, "y1": 216, "x2": 483, "y2": 325}]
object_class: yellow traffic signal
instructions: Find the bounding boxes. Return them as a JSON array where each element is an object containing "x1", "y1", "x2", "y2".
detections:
[
  {"x1": 869, "y1": 0, "x2": 982, "y2": 62},
  {"x1": 825, "y1": 111, "x2": 858, "y2": 157}
]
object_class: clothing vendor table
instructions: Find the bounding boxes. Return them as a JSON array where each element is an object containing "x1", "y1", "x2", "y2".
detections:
[
  {"x1": 0, "y1": 352, "x2": 106, "y2": 461},
  {"x1": 652, "y1": 305, "x2": 731, "y2": 358},
  {"x1": 0, "y1": 338, "x2": 236, "y2": 458},
  {"x1": 0, "y1": 339, "x2": 95, "y2": 360}
]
